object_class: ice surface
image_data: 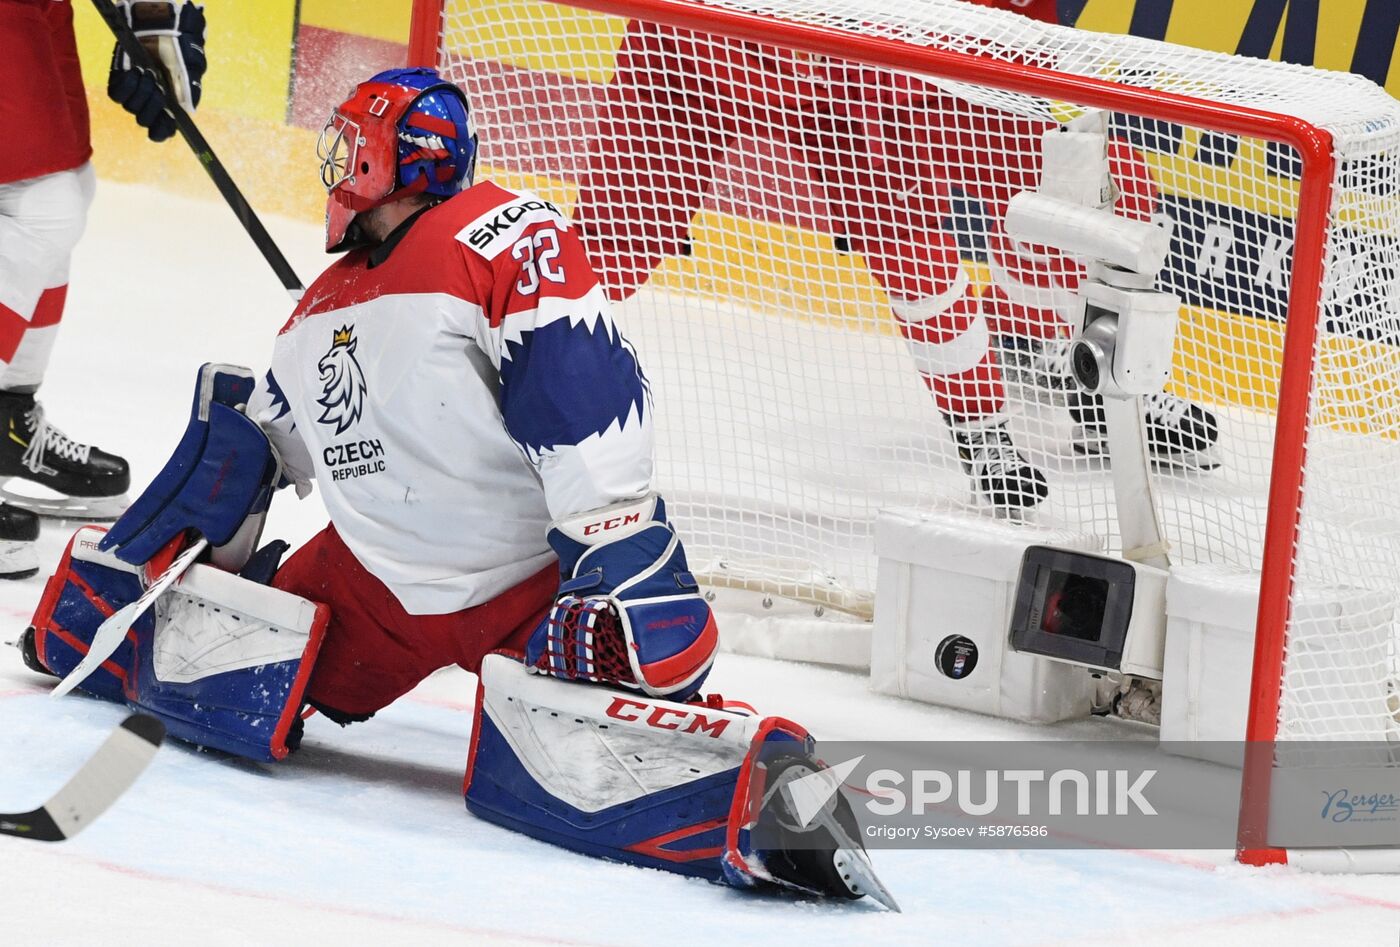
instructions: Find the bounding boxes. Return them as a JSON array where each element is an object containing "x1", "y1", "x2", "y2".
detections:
[{"x1": 1, "y1": 182, "x2": 1398, "y2": 946}]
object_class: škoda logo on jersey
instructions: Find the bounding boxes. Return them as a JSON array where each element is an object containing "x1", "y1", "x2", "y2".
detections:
[
  {"x1": 457, "y1": 195, "x2": 568, "y2": 259},
  {"x1": 316, "y1": 325, "x2": 387, "y2": 482}
]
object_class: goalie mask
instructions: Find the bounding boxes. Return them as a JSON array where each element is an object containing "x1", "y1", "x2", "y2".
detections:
[{"x1": 317, "y1": 67, "x2": 478, "y2": 252}]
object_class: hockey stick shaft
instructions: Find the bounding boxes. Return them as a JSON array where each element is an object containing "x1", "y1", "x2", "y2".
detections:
[
  {"x1": 90, "y1": 0, "x2": 305, "y2": 301},
  {"x1": 51, "y1": 538, "x2": 210, "y2": 699},
  {"x1": 0, "y1": 714, "x2": 165, "y2": 842}
]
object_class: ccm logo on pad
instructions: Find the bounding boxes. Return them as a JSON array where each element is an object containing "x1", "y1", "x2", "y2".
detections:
[
  {"x1": 582, "y1": 513, "x2": 641, "y2": 536},
  {"x1": 605, "y1": 697, "x2": 730, "y2": 738}
]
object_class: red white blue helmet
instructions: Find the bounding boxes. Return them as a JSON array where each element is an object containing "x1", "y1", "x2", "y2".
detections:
[{"x1": 317, "y1": 67, "x2": 478, "y2": 252}]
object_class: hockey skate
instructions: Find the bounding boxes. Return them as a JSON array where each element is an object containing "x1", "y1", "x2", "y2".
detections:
[
  {"x1": 947, "y1": 416, "x2": 1049, "y2": 511},
  {"x1": 1069, "y1": 389, "x2": 1221, "y2": 470},
  {"x1": 0, "y1": 392, "x2": 131, "y2": 520},
  {"x1": 0, "y1": 503, "x2": 39, "y2": 579}
]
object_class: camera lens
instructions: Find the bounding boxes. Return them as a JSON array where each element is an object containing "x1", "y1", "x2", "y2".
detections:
[{"x1": 1072, "y1": 340, "x2": 1102, "y2": 393}]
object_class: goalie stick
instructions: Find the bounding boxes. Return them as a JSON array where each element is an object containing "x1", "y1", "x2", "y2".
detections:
[
  {"x1": 90, "y1": 0, "x2": 306, "y2": 301},
  {"x1": 0, "y1": 714, "x2": 165, "y2": 842},
  {"x1": 51, "y1": 538, "x2": 210, "y2": 699}
]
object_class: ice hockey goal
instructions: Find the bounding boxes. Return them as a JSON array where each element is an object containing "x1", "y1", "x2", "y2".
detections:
[{"x1": 410, "y1": 0, "x2": 1400, "y2": 867}]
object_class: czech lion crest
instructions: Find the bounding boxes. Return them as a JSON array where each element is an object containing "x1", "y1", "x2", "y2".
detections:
[{"x1": 316, "y1": 325, "x2": 367, "y2": 434}]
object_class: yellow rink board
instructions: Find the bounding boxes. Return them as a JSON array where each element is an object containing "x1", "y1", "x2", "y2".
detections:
[{"x1": 298, "y1": 0, "x2": 414, "y2": 43}]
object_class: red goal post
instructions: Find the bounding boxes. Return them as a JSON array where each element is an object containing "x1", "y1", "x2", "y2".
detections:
[{"x1": 408, "y1": 0, "x2": 1400, "y2": 869}]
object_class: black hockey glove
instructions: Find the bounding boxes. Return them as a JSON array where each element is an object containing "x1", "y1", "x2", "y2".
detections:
[{"x1": 107, "y1": 1, "x2": 207, "y2": 142}]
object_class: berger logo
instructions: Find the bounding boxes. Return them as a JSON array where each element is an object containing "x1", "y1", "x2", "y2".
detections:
[{"x1": 316, "y1": 325, "x2": 367, "y2": 434}]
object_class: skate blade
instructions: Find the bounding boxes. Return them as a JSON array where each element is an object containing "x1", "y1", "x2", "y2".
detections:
[
  {"x1": 0, "y1": 482, "x2": 129, "y2": 522},
  {"x1": 0, "y1": 539, "x2": 38, "y2": 580},
  {"x1": 808, "y1": 803, "x2": 902, "y2": 912},
  {"x1": 966, "y1": 489, "x2": 1043, "y2": 522}
]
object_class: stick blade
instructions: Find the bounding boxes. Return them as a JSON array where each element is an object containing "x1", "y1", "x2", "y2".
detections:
[
  {"x1": 0, "y1": 807, "x2": 63, "y2": 842},
  {"x1": 13, "y1": 713, "x2": 166, "y2": 842}
]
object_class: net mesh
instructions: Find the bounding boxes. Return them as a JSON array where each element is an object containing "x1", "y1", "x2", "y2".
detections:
[{"x1": 432, "y1": 0, "x2": 1400, "y2": 747}]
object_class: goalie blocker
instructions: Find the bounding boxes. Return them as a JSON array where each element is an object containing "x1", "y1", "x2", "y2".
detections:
[{"x1": 22, "y1": 363, "x2": 324, "y2": 760}]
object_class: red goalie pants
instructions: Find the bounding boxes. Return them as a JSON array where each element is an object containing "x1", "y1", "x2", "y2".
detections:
[{"x1": 272, "y1": 523, "x2": 557, "y2": 717}]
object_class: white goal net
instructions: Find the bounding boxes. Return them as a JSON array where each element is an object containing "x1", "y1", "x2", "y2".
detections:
[{"x1": 424, "y1": 0, "x2": 1400, "y2": 840}]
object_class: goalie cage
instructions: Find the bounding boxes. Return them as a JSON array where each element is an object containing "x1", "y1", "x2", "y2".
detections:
[{"x1": 409, "y1": 0, "x2": 1400, "y2": 869}]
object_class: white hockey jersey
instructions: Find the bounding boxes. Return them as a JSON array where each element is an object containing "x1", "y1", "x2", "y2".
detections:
[{"x1": 248, "y1": 182, "x2": 654, "y2": 615}]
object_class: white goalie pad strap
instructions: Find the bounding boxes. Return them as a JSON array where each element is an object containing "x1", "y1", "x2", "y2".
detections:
[
  {"x1": 151, "y1": 564, "x2": 320, "y2": 685},
  {"x1": 478, "y1": 654, "x2": 761, "y2": 813},
  {"x1": 552, "y1": 493, "x2": 661, "y2": 546}
]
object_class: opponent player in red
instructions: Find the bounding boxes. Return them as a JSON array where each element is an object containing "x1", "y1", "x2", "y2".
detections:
[
  {"x1": 26, "y1": 67, "x2": 897, "y2": 909},
  {"x1": 0, "y1": 0, "x2": 205, "y2": 575},
  {"x1": 572, "y1": 0, "x2": 1218, "y2": 512}
]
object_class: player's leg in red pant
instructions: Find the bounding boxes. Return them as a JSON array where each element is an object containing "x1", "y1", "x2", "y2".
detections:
[
  {"x1": 272, "y1": 523, "x2": 558, "y2": 721},
  {"x1": 808, "y1": 105, "x2": 1047, "y2": 508},
  {"x1": 573, "y1": 21, "x2": 740, "y2": 302},
  {"x1": 814, "y1": 109, "x2": 1006, "y2": 424},
  {"x1": 0, "y1": 0, "x2": 94, "y2": 390}
]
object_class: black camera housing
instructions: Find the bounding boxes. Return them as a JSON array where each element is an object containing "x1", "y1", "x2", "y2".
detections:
[{"x1": 1009, "y1": 546, "x2": 1138, "y2": 671}]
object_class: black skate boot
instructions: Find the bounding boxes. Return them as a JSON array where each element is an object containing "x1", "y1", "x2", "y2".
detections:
[
  {"x1": 1069, "y1": 389, "x2": 1220, "y2": 470},
  {"x1": 0, "y1": 391, "x2": 130, "y2": 520},
  {"x1": 0, "y1": 502, "x2": 39, "y2": 579},
  {"x1": 947, "y1": 416, "x2": 1049, "y2": 511}
]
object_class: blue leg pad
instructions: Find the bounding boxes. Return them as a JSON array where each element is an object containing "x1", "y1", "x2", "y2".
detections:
[{"x1": 30, "y1": 526, "x2": 148, "y2": 703}]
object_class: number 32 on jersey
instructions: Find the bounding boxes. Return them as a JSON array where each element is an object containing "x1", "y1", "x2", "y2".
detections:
[{"x1": 512, "y1": 229, "x2": 566, "y2": 295}]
